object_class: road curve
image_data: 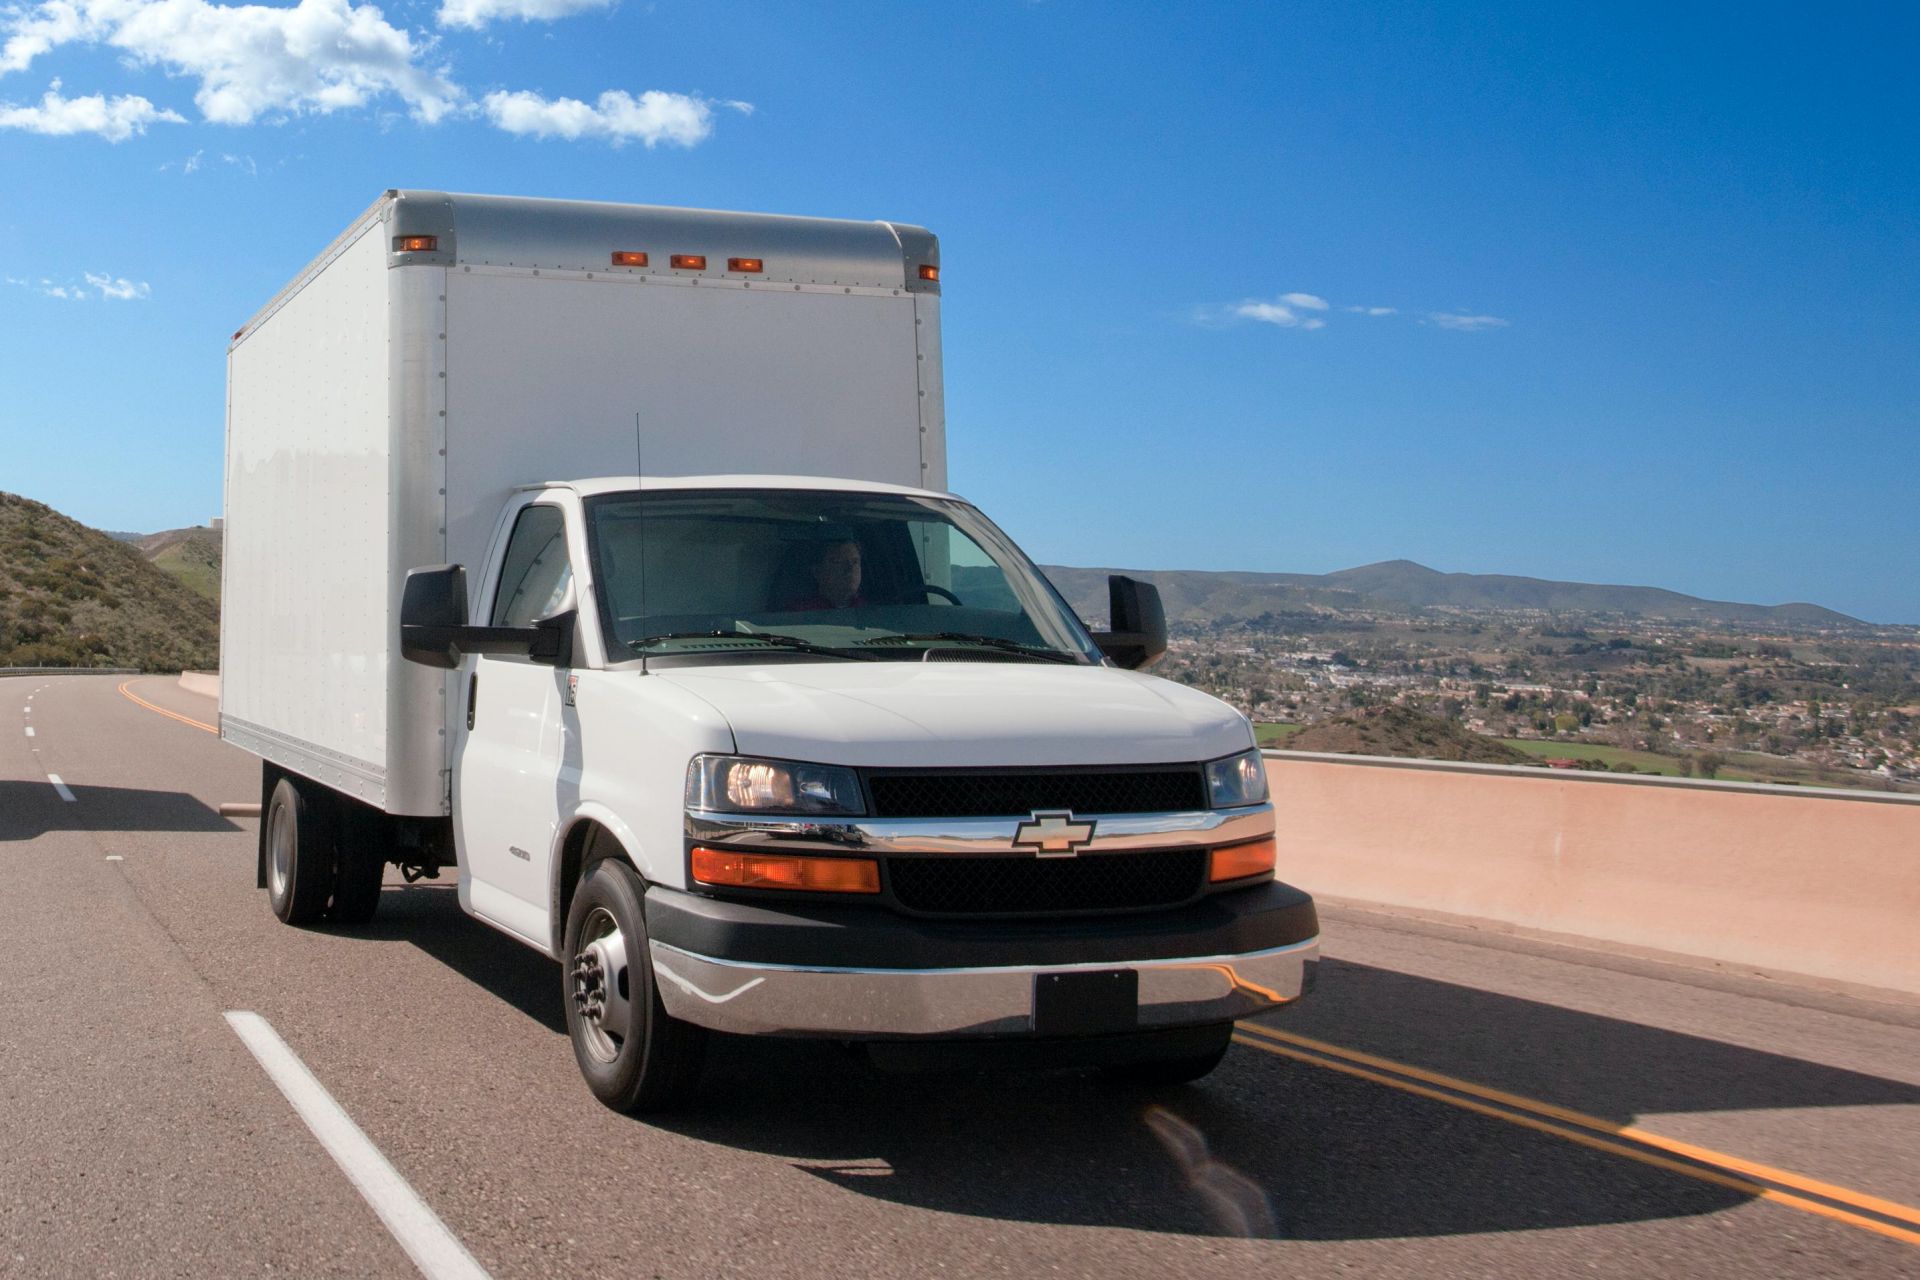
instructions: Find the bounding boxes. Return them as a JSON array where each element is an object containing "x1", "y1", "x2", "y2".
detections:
[{"x1": 4, "y1": 672, "x2": 1919, "y2": 1278}]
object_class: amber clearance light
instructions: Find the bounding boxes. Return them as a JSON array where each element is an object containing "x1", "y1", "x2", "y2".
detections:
[
  {"x1": 727, "y1": 257, "x2": 764, "y2": 273},
  {"x1": 669, "y1": 253, "x2": 707, "y2": 270},
  {"x1": 692, "y1": 846, "x2": 879, "y2": 894},
  {"x1": 611, "y1": 251, "x2": 648, "y2": 267},
  {"x1": 393, "y1": 235, "x2": 437, "y2": 252},
  {"x1": 1208, "y1": 836, "x2": 1277, "y2": 883}
]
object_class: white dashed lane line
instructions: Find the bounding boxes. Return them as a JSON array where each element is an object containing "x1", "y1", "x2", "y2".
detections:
[{"x1": 46, "y1": 775, "x2": 75, "y2": 802}]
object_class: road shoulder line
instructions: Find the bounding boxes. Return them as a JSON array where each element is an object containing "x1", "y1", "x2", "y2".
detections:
[{"x1": 223, "y1": 1011, "x2": 491, "y2": 1280}]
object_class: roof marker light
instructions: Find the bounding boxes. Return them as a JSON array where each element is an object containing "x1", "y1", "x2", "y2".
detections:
[
  {"x1": 727, "y1": 257, "x2": 763, "y2": 274},
  {"x1": 918, "y1": 264, "x2": 939, "y2": 281},
  {"x1": 670, "y1": 254, "x2": 707, "y2": 270},
  {"x1": 611, "y1": 251, "x2": 648, "y2": 267},
  {"x1": 393, "y1": 235, "x2": 437, "y2": 252}
]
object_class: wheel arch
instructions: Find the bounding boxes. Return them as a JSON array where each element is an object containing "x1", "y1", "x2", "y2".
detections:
[{"x1": 550, "y1": 804, "x2": 651, "y2": 957}]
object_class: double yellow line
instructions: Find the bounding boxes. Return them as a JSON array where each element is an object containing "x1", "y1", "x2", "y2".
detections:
[
  {"x1": 1232, "y1": 1020, "x2": 1920, "y2": 1247},
  {"x1": 117, "y1": 680, "x2": 218, "y2": 735}
]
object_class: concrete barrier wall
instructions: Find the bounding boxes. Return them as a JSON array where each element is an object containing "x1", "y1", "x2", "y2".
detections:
[
  {"x1": 178, "y1": 671, "x2": 219, "y2": 698},
  {"x1": 1265, "y1": 752, "x2": 1920, "y2": 995}
]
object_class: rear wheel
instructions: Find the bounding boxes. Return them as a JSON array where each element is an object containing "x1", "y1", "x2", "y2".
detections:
[
  {"x1": 563, "y1": 858, "x2": 707, "y2": 1113},
  {"x1": 1100, "y1": 1023, "x2": 1234, "y2": 1087},
  {"x1": 265, "y1": 776, "x2": 335, "y2": 925}
]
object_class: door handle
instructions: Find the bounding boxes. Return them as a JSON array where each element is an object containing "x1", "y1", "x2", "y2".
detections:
[{"x1": 467, "y1": 673, "x2": 479, "y2": 730}]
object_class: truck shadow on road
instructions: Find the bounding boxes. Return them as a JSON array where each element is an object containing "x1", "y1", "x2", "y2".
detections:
[
  {"x1": 0, "y1": 780, "x2": 240, "y2": 841},
  {"x1": 357, "y1": 887, "x2": 1920, "y2": 1243}
]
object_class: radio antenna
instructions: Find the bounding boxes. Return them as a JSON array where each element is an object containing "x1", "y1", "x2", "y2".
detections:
[{"x1": 634, "y1": 410, "x2": 649, "y2": 674}]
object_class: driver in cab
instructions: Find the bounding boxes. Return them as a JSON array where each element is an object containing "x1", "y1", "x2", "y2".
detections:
[{"x1": 785, "y1": 537, "x2": 866, "y2": 611}]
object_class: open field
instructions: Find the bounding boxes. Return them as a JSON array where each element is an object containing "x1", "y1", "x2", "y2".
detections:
[
  {"x1": 1499, "y1": 739, "x2": 1683, "y2": 775},
  {"x1": 1253, "y1": 721, "x2": 1305, "y2": 746}
]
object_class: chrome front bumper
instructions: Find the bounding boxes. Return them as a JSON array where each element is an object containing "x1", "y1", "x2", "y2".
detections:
[{"x1": 648, "y1": 936, "x2": 1319, "y2": 1038}]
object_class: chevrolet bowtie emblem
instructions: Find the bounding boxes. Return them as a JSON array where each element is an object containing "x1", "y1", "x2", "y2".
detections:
[{"x1": 1011, "y1": 810, "x2": 1096, "y2": 857}]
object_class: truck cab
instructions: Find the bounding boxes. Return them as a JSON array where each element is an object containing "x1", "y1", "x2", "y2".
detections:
[{"x1": 399, "y1": 474, "x2": 1317, "y2": 1109}]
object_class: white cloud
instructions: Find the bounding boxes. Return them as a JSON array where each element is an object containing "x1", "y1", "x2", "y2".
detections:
[
  {"x1": 0, "y1": 77, "x2": 185, "y2": 139},
  {"x1": 482, "y1": 87, "x2": 727, "y2": 146},
  {"x1": 1232, "y1": 299, "x2": 1325, "y2": 330},
  {"x1": 1278, "y1": 292, "x2": 1328, "y2": 311},
  {"x1": 1427, "y1": 311, "x2": 1509, "y2": 332},
  {"x1": 1, "y1": 0, "x2": 461, "y2": 124},
  {"x1": 85, "y1": 271, "x2": 150, "y2": 298},
  {"x1": 1346, "y1": 305, "x2": 1396, "y2": 316},
  {"x1": 436, "y1": 0, "x2": 611, "y2": 30},
  {"x1": 182, "y1": 146, "x2": 202, "y2": 170}
]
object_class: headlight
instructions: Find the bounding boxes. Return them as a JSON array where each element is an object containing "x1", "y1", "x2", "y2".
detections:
[
  {"x1": 686, "y1": 755, "x2": 865, "y2": 816},
  {"x1": 1204, "y1": 749, "x2": 1269, "y2": 808}
]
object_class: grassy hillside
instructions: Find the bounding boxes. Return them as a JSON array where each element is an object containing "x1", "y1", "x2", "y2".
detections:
[
  {"x1": 141, "y1": 527, "x2": 223, "y2": 601},
  {"x1": 1272, "y1": 705, "x2": 1537, "y2": 765},
  {"x1": 0, "y1": 493, "x2": 219, "y2": 671}
]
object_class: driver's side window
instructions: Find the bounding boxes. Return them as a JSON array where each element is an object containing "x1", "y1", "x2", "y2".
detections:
[{"x1": 493, "y1": 505, "x2": 573, "y2": 628}]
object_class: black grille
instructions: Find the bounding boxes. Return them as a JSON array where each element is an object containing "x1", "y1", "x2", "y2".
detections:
[
  {"x1": 888, "y1": 850, "x2": 1207, "y2": 916},
  {"x1": 867, "y1": 769, "x2": 1204, "y2": 818}
]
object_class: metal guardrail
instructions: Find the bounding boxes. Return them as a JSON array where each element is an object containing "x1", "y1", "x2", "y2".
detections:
[
  {"x1": 1263, "y1": 747, "x2": 1920, "y2": 806},
  {"x1": 0, "y1": 667, "x2": 141, "y2": 677}
]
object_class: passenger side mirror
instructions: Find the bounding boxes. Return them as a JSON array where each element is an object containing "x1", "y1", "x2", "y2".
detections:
[{"x1": 1093, "y1": 575, "x2": 1167, "y2": 670}]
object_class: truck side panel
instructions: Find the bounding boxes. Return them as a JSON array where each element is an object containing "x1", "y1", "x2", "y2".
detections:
[{"x1": 222, "y1": 223, "x2": 398, "y2": 806}]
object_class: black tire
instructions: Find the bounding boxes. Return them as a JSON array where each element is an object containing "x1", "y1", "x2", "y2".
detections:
[
  {"x1": 265, "y1": 776, "x2": 336, "y2": 925},
  {"x1": 1101, "y1": 1023, "x2": 1234, "y2": 1087},
  {"x1": 328, "y1": 802, "x2": 389, "y2": 925},
  {"x1": 562, "y1": 859, "x2": 707, "y2": 1113}
]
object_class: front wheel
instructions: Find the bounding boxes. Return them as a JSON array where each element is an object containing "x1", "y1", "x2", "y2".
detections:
[{"x1": 563, "y1": 859, "x2": 707, "y2": 1113}]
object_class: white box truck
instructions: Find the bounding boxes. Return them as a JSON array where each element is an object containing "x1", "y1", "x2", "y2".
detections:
[{"x1": 222, "y1": 191, "x2": 1318, "y2": 1111}]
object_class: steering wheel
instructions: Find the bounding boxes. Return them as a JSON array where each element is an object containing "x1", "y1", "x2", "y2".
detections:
[{"x1": 921, "y1": 585, "x2": 963, "y2": 606}]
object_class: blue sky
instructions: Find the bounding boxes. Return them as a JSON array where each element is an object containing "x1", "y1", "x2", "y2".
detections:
[{"x1": 2, "y1": 2, "x2": 1915, "y2": 622}]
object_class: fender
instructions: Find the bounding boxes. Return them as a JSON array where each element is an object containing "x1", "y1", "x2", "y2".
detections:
[{"x1": 547, "y1": 801, "x2": 657, "y2": 956}]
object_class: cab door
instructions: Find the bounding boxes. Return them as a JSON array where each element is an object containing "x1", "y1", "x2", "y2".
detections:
[{"x1": 453, "y1": 501, "x2": 574, "y2": 946}]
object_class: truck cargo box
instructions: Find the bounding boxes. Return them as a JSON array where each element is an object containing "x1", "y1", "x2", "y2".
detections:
[{"x1": 220, "y1": 190, "x2": 944, "y2": 815}]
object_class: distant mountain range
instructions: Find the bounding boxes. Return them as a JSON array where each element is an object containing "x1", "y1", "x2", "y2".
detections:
[{"x1": 1041, "y1": 559, "x2": 1860, "y2": 628}]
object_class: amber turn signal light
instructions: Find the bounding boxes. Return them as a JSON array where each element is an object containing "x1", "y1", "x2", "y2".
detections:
[
  {"x1": 611, "y1": 251, "x2": 648, "y2": 267},
  {"x1": 670, "y1": 254, "x2": 707, "y2": 270},
  {"x1": 917, "y1": 264, "x2": 939, "y2": 281},
  {"x1": 691, "y1": 847, "x2": 880, "y2": 894},
  {"x1": 1208, "y1": 837, "x2": 1276, "y2": 883},
  {"x1": 393, "y1": 235, "x2": 437, "y2": 252},
  {"x1": 727, "y1": 257, "x2": 764, "y2": 273}
]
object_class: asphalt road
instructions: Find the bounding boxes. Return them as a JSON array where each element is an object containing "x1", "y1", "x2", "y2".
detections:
[{"x1": 5, "y1": 672, "x2": 1920, "y2": 1278}]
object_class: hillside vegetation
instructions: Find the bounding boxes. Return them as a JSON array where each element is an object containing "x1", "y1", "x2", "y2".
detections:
[
  {"x1": 0, "y1": 493, "x2": 219, "y2": 671},
  {"x1": 1274, "y1": 705, "x2": 1537, "y2": 765},
  {"x1": 141, "y1": 526, "x2": 223, "y2": 600}
]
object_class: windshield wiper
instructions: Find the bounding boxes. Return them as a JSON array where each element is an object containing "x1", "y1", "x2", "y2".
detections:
[
  {"x1": 855, "y1": 632, "x2": 1079, "y2": 663},
  {"x1": 629, "y1": 631, "x2": 872, "y2": 660}
]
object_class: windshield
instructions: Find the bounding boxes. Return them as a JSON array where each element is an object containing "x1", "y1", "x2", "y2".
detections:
[{"x1": 582, "y1": 488, "x2": 1102, "y2": 664}]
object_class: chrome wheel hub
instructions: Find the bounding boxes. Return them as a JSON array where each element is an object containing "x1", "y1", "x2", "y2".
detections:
[{"x1": 571, "y1": 907, "x2": 631, "y2": 1064}]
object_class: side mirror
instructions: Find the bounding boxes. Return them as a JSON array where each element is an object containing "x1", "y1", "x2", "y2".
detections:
[
  {"x1": 1093, "y1": 575, "x2": 1167, "y2": 670},
  {"x1": 400, "y1": 565, "x2": 576, "y2": 669},
  {"x1": 400, "y1": 565, "x2": 471, "y2": 670}
]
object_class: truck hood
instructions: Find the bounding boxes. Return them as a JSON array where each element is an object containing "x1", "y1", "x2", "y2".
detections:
[{"x1": 654, "y1": 661, "x2": 1253, "y2": 768}]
